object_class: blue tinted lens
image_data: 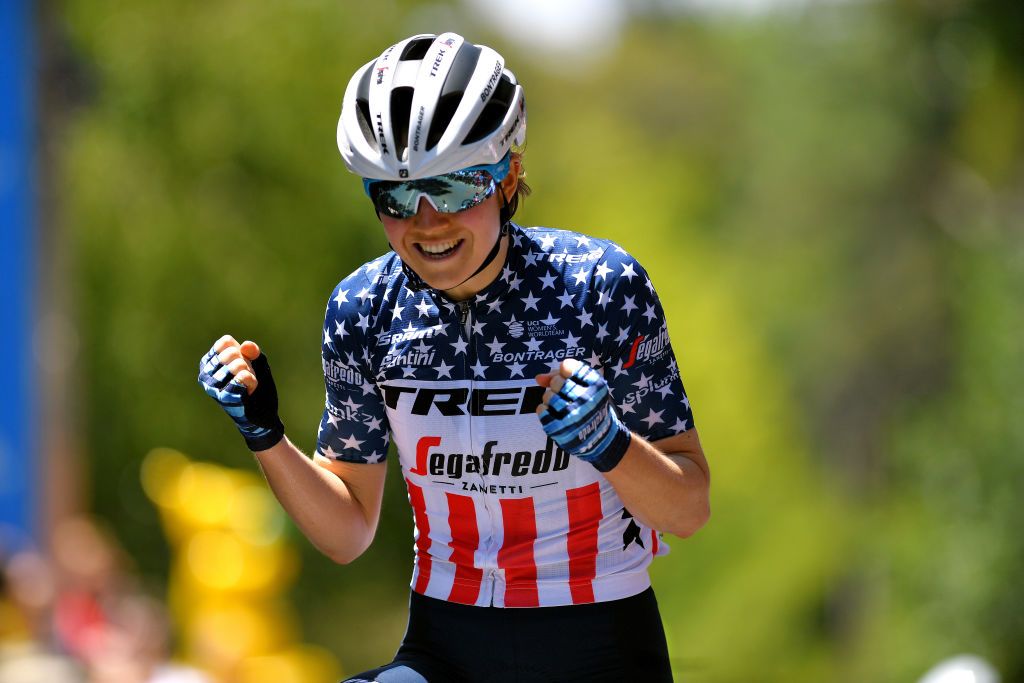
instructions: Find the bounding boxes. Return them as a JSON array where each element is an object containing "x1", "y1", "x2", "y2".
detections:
[
  {"x1": 364, "y1": 153, "x2": 512, "y2": 219},
  {"x1": 370, "y1": 170, "x2": 497, "y2": 219}
]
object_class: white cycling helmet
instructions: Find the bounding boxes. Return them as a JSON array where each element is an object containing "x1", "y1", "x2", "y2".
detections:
[{"x1": 337, "y1": 32, "x2": 527, "y2": 181}]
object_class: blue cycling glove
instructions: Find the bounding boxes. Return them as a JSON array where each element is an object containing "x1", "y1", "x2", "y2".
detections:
[
  {"x1": 539, "y1": 362, "x2": 632, "y2": 472},
  {"x1": 198, "y1": 346, "x2": 285, "y2": 452}
]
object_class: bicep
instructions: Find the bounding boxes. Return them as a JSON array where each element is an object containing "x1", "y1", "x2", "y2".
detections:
[
  {"x1": 314, "y1": 454, "x2": 388, "y2": 531},
  {"x1": 651, "y1": 428, "x2": 709, "y2": 483}
]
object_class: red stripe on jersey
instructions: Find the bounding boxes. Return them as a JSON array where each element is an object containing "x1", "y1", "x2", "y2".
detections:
[
  {"x1": 446, "y1": 493, "x2": 483, "y2": 605},
  {"x1": 406, "y1": 479, "x2": 432, "y2": 595},
  {"x1": 651, "y1": 529, "x2": 659, "y2": 555},
  {"x1": 566, "y1": 482, "x2": 602, "y2": 604},
  {"x1": 498, "y1": 497, "x2": 539, "y2": 607}
]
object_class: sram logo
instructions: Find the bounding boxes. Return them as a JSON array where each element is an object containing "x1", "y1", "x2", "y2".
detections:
[
  {"x1": 381, "y1": 384, "x2": 545, "y2": 416},
  {"x1": 622, "y1": 326, "x2": 670, "y2": 369}
]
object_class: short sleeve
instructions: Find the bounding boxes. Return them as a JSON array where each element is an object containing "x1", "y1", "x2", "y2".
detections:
[
  {"x1": 595, "y1": 245, "x2": 695, "y2": 442},
  {"x1": 317, "y1": 271, "x2": 391, "y2": 463}
]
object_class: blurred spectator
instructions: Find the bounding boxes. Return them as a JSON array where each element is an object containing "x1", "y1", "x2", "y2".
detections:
[{"x1": 1, "y1": 550, "x2": 83, "y2": 683}]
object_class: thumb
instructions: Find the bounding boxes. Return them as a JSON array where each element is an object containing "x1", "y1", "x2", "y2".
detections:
[{"x1": 240, "y1": 340, "x2": 261, "y2": 360}]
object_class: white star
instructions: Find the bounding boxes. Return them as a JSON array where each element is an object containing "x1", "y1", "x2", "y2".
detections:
[
  {"x1": 333, "y1": 289, "x2": 350, "y2": 307},
  {"x1": 643, "y1": 304, "x2": 658, "y2": 324},
  {"x1": 356, "y1": 313, "x2": 370, "y2": 331},
  {"x1": 541, "y1": 313, "x2": 559, "y2": 326},
  {"x1": 452, "y1": 338, "x2": 469, "y2": 355},
  {"x1": 507, "y1": 275, "x2": 522, "y2": 292},
  {"x1": 486, "y1": 337, "x2": 505, "y2": 355},
  {"x1": 595, "y1": 262, "x2": 612, "y2": 280},
  {"x1": 414, "y1": 339, "x2": 431, "y2": 354},
  {"x1": 633, "y1": 372, "x2": 652, "y2": 389},
  {"x1": 361, "y1": 381, "x2": 376, "y2": 396},
  {"x1": 471, "y1": 360, "x2": 487, "y2": 378},
  {"x1": 326, "y1": 413, "x2": 341, "y2": 428},
  {"x1": 522, "y1": 292, "x2": 540, "y2": 311},
  {"x1": 364, "y1": 260, "x2": 381, "y2": 274},
  {"x1": 486, "y1": 298, "x2": 502, "y2": 313},
  {"x1": 402, "y1": 366, "x2": 417, "y2": 378},
  {"x1": 340, "y1": 434, "x2": 364, "y2": 450},
  {"x1": 557, "y1": 291, "x2": 575, "y2": 309},
  {"x1": 538, "y1": 234, "x2": 556, "y2": 250},
  {"x1": 391, "y1": 303, "x2": 405, "y2": 321},
  {"x1": 657, "y1": 383, "x2": 673, "y2": 399},
  {"x1": 345, "y1": 352, "x2": 360, "y2": 367},
  {"x1": 365, "y1": 451, "x2": 385, "y2": 464},
  {"x1": 335, "y1": 320, "x2": 348, "y2": 339},
  {"x1": 575, "y1": 235, "x2": 591, "y2": 248},
  {"x1": 618, "y1": 401, "x2": 636, "y2": 415},
  {"x1": 505, "y1": 362, "x2": 526, "y2": 378},
  {"x1": 620, "y1": 262, "x2": 637, "y2": 281},
  {"x1": 642, "y1": 408, "x2": 665, "y2": 429},
  {"x1": 364, "y1": 416, "x2": 383, "y2": 432},
  {"x1": 646, "y1": 277, "x2": 655, "y2": 294},
  {"x1": 435, "y1": 360, "x2": 454, "y2": 378},
  {"x1": 323, "y1": 329, "x2": 333, "y2": 346},
  {"x1": 615, "y1": 327, "x2": 631, "y2": 344},
  {"x1": 525, "y1": 337, "x2": 543, "y2": 352},
  {"x1": 578, "y1": 311, "x2": 593, "y2": 328},
  {"x1": 321, "y1": 445, "x2": 342, "y2": 459},
  {"x1": 472, "y1": 320, "x2": 487, "y2": 335},
  {"x1": 573, "y1": 268, "x2": 588, "y2": 286},
  {"x1": 683, "y1": 395, "x2": 690, "y2": 411},
  {"x1": 524, "y1": 251, "x2": 539, "y2": 268},
  {"x1": 538, "y1": 272, "x2": 557, "y2": 290},
  {"x1": 356, "y1": 287, "x2": 376, "y2": 304},
  {"x1": 596, "y1": 290, "x2": 609, "y2": 307},
  {"x1": 596, "y1": 323, "x2": 609, "y2": 342},
  {"x1": 622, "y1": 295, "x2": 638, "y2": 314},
  {"x1": 614, "y1": 244, "x2": 628, "y2": 255},
  {"x1": 587, "y1": 351, "x2": 602, "y2": 367},
  {"x1": 563, "y1": 332, "x2": 581, "y2": 348},
  {"x1": 668, "y1": 357, "x2": 679, "y2": 374},
  {"x1": 415, "y1": 298, "x2": 433, "y2": 318},
  {"x1": 341, "y1": 397, "x2": 360, "y2": 413},
  {"x1": 671, "y1": 417, "x2": 689, "y2": 433}
]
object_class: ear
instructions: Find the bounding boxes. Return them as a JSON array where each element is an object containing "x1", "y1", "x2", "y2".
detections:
[{"x1": 499, "y1": 153, "x2": 522, "y2": 202}]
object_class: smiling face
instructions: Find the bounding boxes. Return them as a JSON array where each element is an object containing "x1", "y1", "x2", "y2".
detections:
[{"x1": 379, "y1": 157, "x2": 520, "y2": 301}]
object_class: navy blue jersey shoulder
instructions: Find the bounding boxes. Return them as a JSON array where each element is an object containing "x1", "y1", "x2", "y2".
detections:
[{"x1": 318, "y1": 224, "x2": 695, "y2": 463}]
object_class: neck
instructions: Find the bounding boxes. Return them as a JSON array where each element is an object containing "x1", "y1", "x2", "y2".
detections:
[{"x1": 443, "y1": 232, "x2": 510, "y2": 302}]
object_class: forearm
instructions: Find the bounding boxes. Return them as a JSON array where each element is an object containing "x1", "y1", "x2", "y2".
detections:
[
  {"x1": 602, "y1": 434, "x2": 710, "y2": 538},
  {"x1": 252, "y1": 436, "x2": 378, "y2": 564}
]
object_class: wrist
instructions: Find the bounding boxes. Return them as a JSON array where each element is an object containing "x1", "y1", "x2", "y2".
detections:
[{"x1": 241, "y1": 419, "x2": 286, "y2": 452}]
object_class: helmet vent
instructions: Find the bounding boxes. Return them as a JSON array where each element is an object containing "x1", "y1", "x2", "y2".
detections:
[
  {"x1": 463, "y1": 75, "x2": 516, "y2": 145},
  {"x1": 441, "y1": 43, "x2": 481, "y2": 98},
  {"x1": 426, "y1": 92, "x2": 462, "y2": 151},
  {"x1": 400, "y1": 37, "x2": 434, "y2": 61},
  {"x1": 390, "y1": 86, "x2": 415, "y2": 161}
]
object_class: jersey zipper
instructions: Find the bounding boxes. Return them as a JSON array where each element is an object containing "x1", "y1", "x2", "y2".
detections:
[{"x1": 458, "y1": 299, "x2": 499, "y2": 605}]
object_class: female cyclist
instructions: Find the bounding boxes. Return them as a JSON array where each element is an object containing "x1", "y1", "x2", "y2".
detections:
[{"x1": 199, "y1": 32, "x2": 710, "y2": 683}]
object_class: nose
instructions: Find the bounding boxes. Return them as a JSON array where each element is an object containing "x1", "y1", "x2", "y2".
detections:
[{"x1": 411, "y1": 196, "x2": 447, "y2": 229}]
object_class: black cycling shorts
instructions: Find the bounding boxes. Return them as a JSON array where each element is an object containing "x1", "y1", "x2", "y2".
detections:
[{"x1": 341, "y1": 586, "x2": 673, "y2": 683}]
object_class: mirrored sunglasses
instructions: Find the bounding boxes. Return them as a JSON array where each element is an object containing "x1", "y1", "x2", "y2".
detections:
[{"x1": 363, "y1": 154, "x2": 511, "y2": 220}]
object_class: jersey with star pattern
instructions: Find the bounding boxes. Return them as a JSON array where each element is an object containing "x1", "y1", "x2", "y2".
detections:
[{"x1": 317, "y1": 224, "x2": 695, "y2": 608}]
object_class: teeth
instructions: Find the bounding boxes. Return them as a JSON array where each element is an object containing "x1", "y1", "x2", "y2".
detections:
[{"x1": 420, "y1": 240, "x2": 460, "y2": 255}]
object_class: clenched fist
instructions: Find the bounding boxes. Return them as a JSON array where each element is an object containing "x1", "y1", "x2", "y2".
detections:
[{"x1": 198, "y1": 335, "x2": 285, "y2": 452}]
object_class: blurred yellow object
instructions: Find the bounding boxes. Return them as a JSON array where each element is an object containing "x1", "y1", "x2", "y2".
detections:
[
  {"x1": 141, "y1": 448, "x2": 341, "y2": 681},
  {"x1": 236, "y1": 644, "x2": 342, "y2": 683}
]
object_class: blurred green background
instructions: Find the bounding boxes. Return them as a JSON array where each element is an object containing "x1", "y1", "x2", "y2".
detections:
[{"x1": 43, "y1": 0, "x2": 1023, "y2": 680}]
